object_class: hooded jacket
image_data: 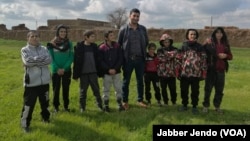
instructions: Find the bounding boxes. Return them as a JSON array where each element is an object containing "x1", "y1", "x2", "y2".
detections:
[{"x1": 157, "y1": 33, "x2": 179, "y2": 77}]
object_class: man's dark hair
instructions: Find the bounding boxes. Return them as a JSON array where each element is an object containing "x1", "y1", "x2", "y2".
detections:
[{"x1": 130, "y1": 8, "x2": 140, "y2": 15}]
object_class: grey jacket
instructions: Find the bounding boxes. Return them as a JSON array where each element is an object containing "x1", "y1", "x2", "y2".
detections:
[
  {"x1": 117, "y1": 23, "x2": 149, "y2": 62},
  {"x1": 21, "y1": 43, "x2": 51, "y2": 87}
]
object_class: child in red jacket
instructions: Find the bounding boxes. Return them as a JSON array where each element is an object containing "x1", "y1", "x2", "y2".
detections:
[{"x1": 144, "y1": 43, "x2": 161, "y2": 106}]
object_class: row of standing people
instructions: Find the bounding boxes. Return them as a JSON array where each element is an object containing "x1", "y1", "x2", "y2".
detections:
[
  {"x1": 144, "y1": 28, "x2": 233, "y2": 115},
  {"x1": 146, "y1": 29, "x2": 208, "y2": 114},
  {"x1": 19, "y1": 8, "x2": 233, "y2": 133},
  {"x1": 118, "y1": 8, "x2": 232, "y2": 115},
  {"x1": 19, "y1": 25, "x2": 125, "y2": 133}
]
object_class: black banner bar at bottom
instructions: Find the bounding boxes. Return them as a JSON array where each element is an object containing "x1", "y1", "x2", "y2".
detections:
[{"x1": 153, "y1": 125, "x2": 250, "y2": 140}]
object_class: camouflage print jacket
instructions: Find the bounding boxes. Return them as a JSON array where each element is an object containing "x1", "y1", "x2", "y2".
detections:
[
  {"x1": 157, "y1": 46, "x2": 179, "y2": 77},
  {"x1": 177, "y1": 41, "x2": 207, "y2": 79}
]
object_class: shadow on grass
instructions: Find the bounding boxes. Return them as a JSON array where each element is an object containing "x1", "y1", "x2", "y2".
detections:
[
  {"x1": 12, "y1": 102, "x2": 249, "y2": 141},
  {"x1": 39, "y1": 117, "x2": 122, "y2": 141},
  {"x1": 151, "y1": 104, "x2": 250, "y2": 125}
]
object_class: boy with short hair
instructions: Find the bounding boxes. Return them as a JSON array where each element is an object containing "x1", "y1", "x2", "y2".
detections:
[
  {"x1": 20, "y1": 30, "x2": 51, "y2": 133},
  {"x1": 98, "y1": 30, "x2": 124, "y2": 112},
  {"x1": 72, "y1": 30, "x2": 103, "y2": 112}
]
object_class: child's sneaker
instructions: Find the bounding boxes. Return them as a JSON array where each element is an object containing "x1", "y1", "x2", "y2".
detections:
[
  {"x1": 157, "y1": 101, "x2": 162, "y2": 107},
  {"x1": 178, "y1": 106, "x2": 188, "y2": 111},
  {"x1": 54, "y1": 107, "x2": 59, "y2": 113},
  {"x1": 215, "y1": 108, "x2": 224, "y2": 115},
  {"x1": 147, "y1": 100, "x2": 151, "y2": 106},
  {"x1": 192, "y1": 107, "x2": 199, "y2": 114},
  {"x1": 64, "y1": 108, "x2": 70, "y2": 112},
  {"x1": 122, "y1": 102, "x2": 129, "y2": 110},
  {"x1": 202, "y1": 107, "x2": 208, "y2": 113},
  {"x1": 23, "y1": 127, "x2": 30, "y2": 133},
  {"x1": 43, "y1": 119, "x2": 50, "y2": 123},
  {"x1": 103, "y1": 106, "x2": 110, "y2": 113},
  {"x1": 118, "y1": 105, "x2": 125, "y2": 112},
  {"x1": 80, "y1": 108, "x2": 85, "y2": 113},
  {"x1": 97, "y1": 104, "x2": 104, "y2": 112}
]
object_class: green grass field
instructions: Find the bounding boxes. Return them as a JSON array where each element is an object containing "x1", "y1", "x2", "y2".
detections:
[{"x1": 0, "y1": 39, "x2": 249, "y2": 141}]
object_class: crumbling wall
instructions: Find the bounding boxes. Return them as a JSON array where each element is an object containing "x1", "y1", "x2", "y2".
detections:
[
  {"x1": 11, "y1": 24, "x2": 29, "y2": 30},
  {"x1": 0, "y1": 27, "x2": 250, "y2": 48},
  {"x1": 148, "y1": 28, "x2": 250, "y2": 48},
  {"x1": 0, "y1": 24, "x2": 8, "y2": 31}
]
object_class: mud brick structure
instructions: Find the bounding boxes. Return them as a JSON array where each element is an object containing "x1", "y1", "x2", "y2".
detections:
[{"x1": 0, "y1": 19, "x2": 249, "y2": 48}]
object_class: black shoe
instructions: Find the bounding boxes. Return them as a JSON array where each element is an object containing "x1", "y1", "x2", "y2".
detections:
[
  {"x1": 178, "y1": 106, "x2": 188, "y2": 111},
  {"x1": 103, "y1": 106, "x2": 110, "y2": 112},
  {"x1": 54, "y1": 107, "x2": 59, "y2": 113},
  {"x1": 215, "y1": 108, "x2": 224, "y2": 115},
  {"x1": 192, "y1": 107, "x2": 199, "y2": 114},
  {"x1": 163, "y1": 102, "x2": 168, "y2": 107},
  {"x1": 64, "y1": 108, "x2": 70, "y2": 112},
  {"x1": 157, "y1": 101, "x2": 162, "y2": 107},
  {"x1": 118, "y1": 105, "x2": 125, "y2": 111},
  {"x1": 43, "y1": 119, "x2": 50, "y2": 123},
  {"x1": 147, "y1": 100, "x2": 151, "y2": 105},
  {"x1": 98, "y1": 105, "x2": 104, "y2": 111},
  {"x1": 23, "y1": 127, "x2": 30, "y2": 133}
]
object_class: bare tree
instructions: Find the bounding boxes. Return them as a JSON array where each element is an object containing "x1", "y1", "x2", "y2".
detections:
[{"x1": 107, "y1": 7, "x2": 128, "y2": 29}]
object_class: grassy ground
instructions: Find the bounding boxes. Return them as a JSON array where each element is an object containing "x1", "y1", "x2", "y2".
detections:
[{"x1": 0, "y1": 39, "x2": 249, "y2": 141}]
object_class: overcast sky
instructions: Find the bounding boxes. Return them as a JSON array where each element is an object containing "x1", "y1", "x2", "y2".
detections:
[{"x1": 1, "y1": 0, "x2": 250, "y2": 30}]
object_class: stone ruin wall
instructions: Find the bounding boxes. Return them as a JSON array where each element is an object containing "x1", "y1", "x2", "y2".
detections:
[{"x1": 0, "y1": 23, "x2": 250, "y2": 48}]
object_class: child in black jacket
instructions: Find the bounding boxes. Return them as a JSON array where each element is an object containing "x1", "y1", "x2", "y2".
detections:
[
  {"x1": 98, "y1": 30, "x2": 124, "y2": 112},
  {"x1": 72, "y1": 30, "x2": 103, "y2": 112}
]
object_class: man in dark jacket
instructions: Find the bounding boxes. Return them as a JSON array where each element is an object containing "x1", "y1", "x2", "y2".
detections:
[{"x1": 117, "y1": 8, "x2": 149, "y2": 110}]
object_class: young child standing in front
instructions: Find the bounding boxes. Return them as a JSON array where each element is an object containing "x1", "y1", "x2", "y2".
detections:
[
  {"x1": 144, "y1": 43, "x2": 161, "y2": 106},
  {"x1": 72, "y1": 30, "x2": 103, "y2": 113},
  {"x1": 98, "y1": 30, "x2": 125, "y2": 112},
  {"x1": 157, "y1": 33, "x2": 179, "y2": 106},
  {"x1": 178, "y1": 29, "x2": 207, "y2": 114}
]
